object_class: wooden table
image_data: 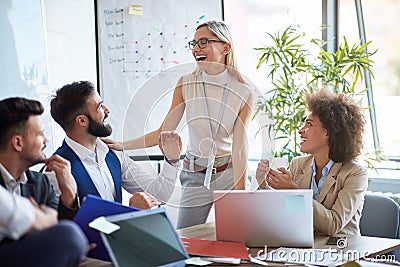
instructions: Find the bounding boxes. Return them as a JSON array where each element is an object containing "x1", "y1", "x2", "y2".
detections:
[
  {"x1": 82, "y1": 222, "x2": 400, "y2": 266},
  {"x1": 178, "y1": 222, "x2": 400, "y2": 265}
]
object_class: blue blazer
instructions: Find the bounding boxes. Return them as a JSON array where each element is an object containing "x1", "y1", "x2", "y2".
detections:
[{"x1": 55, "y1": 141, "x2": 122, "y2": 203}]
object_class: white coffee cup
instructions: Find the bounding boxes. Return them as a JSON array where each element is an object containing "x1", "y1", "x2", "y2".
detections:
[
  {"x1": 268, "y1": 157, "x2": 289, "y2": 170},
  {"x1": 248, "y1": 157, "x2": 289, "y2": 191}
]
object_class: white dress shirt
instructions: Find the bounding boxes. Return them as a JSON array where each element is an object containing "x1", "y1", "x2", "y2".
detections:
[
  {"x1": 50, "y1": 136, "x2": 178, "y2": 203},
  {"x1": 0, "y1": 163, "x2": 28, "y2": 196},
  {"x1": 0, "y1": 185, "x2": 35, "y2": 241}
]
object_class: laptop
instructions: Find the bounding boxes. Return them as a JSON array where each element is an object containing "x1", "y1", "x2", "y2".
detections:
[
  {"x1": 73, "y1": 195, "x2": 140, "y2": 261},
  {"x1": 213, "y1": 189, "x2": 313, "y2": 247},
  {"x1": 100, "y1": 207, "x2": 189, "y2": 267}
]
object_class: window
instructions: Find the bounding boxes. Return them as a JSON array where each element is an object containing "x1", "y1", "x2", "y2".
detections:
[
  {"x1": 224, "y1": 0, "x2": 323, "y2": 96},
  {"x1": 339, "y1": 0, "x2": 400, "y2": 169},
  {"x1": 224, "y1": 1, "x2": 323, "y2": 182}
]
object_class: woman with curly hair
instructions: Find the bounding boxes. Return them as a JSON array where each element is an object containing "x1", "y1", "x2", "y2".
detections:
[{"x1": 256, "y1": 89, "x2": 368, "y2": 235}]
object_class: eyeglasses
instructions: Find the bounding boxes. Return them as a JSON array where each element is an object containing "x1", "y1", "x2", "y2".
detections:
[{"x1": 188, "y1": 38, "x2": 225, "y2": 50}]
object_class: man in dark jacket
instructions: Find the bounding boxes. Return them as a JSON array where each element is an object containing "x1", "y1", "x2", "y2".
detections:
[
  {"x1": 0, "y1": 97, "x2": 78, "y2": 218},
  {"x1": 0, "y1": 97, "x2": 87, "y2": 266}
]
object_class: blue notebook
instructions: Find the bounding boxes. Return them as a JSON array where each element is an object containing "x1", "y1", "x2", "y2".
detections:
[{"x1": 73, "y1": 194, "x2": 140, "y2": 261}]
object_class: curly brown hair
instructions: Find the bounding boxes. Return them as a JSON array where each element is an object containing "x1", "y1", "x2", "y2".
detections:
[{"x1": 305, "y1": 89, "x2": 365, "y2": 163}]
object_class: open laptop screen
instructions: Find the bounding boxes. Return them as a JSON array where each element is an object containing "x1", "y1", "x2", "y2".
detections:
[
  {"x1": 100, "y1": 208, "x2": 188, "y2": 267},
  {"x1": 214, "y1": 189, "x2": 314, "y2": 248},
  {"x1": 73, "y1": 194, "x2": 140, "y2": 261}
]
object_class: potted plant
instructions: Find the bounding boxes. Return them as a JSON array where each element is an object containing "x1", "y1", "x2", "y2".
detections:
[{"x1": 255, "y1": 26, "x2": 376, "y2": 163}]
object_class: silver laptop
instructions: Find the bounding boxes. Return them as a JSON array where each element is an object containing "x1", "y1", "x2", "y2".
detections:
[
  {"x1": 214, "y1": 190, "x2": 313, "y2": 247},
  {"x1": 99, "y1": 207, "x2": 189, "y2": 267}
]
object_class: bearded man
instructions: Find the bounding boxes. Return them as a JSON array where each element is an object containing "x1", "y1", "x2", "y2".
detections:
[{"x1": 50, "y1": 81, "x2": 182, "y2": 209}]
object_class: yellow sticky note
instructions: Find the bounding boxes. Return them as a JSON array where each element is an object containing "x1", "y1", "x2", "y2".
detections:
[{"x1": 128, "y1": 4, "x2": 143, "y2": 16}]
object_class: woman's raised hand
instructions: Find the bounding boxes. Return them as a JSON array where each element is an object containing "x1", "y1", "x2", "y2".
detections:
[{"x1": 101, "y1": 137, "x2": 124, "y2": 151}]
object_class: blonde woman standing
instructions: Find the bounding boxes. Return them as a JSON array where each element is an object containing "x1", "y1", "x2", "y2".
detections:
[{"x1": 106, "y1": 21, "x2": 254, "y2": 229}]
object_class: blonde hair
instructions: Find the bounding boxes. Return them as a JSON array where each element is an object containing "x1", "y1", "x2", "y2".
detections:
[{"x1": 193, "y1": 20, "x2": 245, "y2": 83}]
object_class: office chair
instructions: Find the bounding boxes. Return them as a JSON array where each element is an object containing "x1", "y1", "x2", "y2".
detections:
[{"x1": 360, "y1": 193, "x2": 400, "y2": 238}]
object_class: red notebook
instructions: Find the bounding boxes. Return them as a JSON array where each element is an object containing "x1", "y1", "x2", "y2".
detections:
[{"x1": 180, "y1": 237, "x2": 250, "y2": 260}]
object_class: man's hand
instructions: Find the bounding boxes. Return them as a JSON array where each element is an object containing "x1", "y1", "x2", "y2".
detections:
[
  {"x1": 29, "y1": 197, "x2": 58, "y2": 232},
  {"x1": 129, "y1": 192, "x2": 160, "y2": 209},
  {"x1": 77, "y1": 243, "x2": 98, "y2": 267},
  {"x1": 158, "y1": 131, "x2": 182, "y2": 166},
  {"x1": 44, "y1": 155, "x2": 76, "y2": 208}
]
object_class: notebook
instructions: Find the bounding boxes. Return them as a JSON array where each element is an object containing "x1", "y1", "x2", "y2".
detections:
[
  {"x1": 213, "y1": 189, "x2": 314, "y2": 247},
  {"x1": 100, "y1": 207, "x2": 189, "y2": 267},
  {"x1": 73, "y1": 194, "x2": 140, "y2": 261}
]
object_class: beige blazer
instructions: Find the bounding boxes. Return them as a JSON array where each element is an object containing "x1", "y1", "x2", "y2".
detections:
[{"x1": 290, "y1": 155, "x2": 368, "y2": 236}]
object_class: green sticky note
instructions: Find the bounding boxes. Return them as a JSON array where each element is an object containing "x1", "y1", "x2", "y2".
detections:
[{"x1": 285, "y1": 195, "x2": 305, "y2": 213}]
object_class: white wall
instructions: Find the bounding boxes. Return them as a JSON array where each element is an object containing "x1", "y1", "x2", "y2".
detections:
[
  {"x1": 43, "y1": 0, "x2": 97, "y2": 148},
  {"x1": 44, "y1": 0, "x2": 97, "y2": 88}
]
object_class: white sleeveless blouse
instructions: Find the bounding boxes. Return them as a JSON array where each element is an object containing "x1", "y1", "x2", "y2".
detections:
[{"x1": 182, "y1": 69, "x2": 251, "y2": 158}]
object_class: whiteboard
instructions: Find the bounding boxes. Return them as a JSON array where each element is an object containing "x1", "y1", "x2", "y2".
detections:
[{"x1": 96, "y1": 0, "x2": 223, "y2": 156}]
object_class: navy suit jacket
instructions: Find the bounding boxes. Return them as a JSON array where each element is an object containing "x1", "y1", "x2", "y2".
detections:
[
  {"x1": 0, "y1": 170, "x2": 77, "y2": 220},
  {"x1": 55, "y1": 140, "x2": 122, "y2": 204}
]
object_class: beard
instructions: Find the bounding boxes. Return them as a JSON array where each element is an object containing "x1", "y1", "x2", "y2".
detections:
[
  {"x1": 87, "y1": 114, "x2": 112, "y2": 137},
  {"x1": 24, "y1": 146, "x2": 47, "y2": 168},
  {"x1": 32, "y1": 155, "x2": 47, "y2": 166}
]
